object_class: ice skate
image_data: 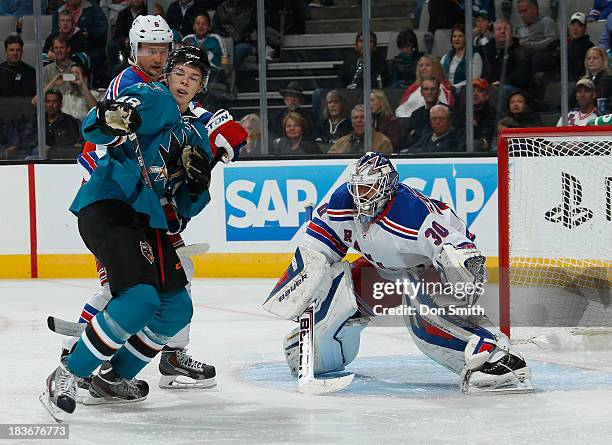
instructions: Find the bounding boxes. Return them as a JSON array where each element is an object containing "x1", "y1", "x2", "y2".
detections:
[
  {"x1": 158, "y1": 347, "x2": 217, "y2": 389},
  {"x1": 460, "y1": 335, "x2": 533, "y2": 394},
  {"x1": 39, "y1": 357, "x2": 77, "y2": 423},
  {"x1": 60, "y1": 348, "x2": 93, "y2": 403},
  {"x1": 84, "y1": 362, "x2": 149, "y2": 405}
]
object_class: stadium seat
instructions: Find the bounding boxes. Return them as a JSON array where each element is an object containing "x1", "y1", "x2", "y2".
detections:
[
  {"x1": 418, "y1": 0, "x2": 429, "y2": 31},
  {"x1": 21, "y1": 41, "x2": 41, "y2": 68},
  {"x1": 0, "y1": 16, "x2": 17, "y2": 37},
  {"x1": 20, "y1": 15, "x2": 53, "y2": 42},
  {"x1": 588, "y1": 20, "x2": 607, "y2": 44},
  {"x1": 432, "y1": 29, "x2": 451, "y2": 58},
  {"x1": 386, "y1": 30, "x2": 431, "y2": 61}
]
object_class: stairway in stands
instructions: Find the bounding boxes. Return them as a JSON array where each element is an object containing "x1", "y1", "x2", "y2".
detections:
[{"x1": 229, "y1": 0, "x2": 417, "y2": 119}]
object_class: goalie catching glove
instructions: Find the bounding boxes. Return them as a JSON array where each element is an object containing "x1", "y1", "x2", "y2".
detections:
[
  {"x1": 205, "y1": 109, "x2": 247, "y2": 163},
  {"x1": 263, "y1": 246, "x2": 332, "y2": 319},
  {"x1": 181, "y1": 145, "x2": 211, "y2": 196},
  {"x1": 94, "y1": 99, "x2": 142, "y2": 136},
  {"x1": 435, "y1": 243, "x2": 486, "y2": 305}
]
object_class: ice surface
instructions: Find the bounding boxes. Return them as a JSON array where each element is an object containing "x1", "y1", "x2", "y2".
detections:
[{"x1": 1, "y1": 278, "x2": 612, "y2": 444}]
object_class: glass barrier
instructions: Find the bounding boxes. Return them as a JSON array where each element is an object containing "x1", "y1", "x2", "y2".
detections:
[{"x1": 0, "y1": 0, "x2": 599, "y2": 160}]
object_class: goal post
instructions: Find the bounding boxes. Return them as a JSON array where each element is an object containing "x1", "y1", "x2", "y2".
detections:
[{"x1": 497, "y1": 126, "x2": 612, "y2": 340}]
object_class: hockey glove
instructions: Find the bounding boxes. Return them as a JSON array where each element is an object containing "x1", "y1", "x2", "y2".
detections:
[
  {"x1": 181, "y1": 145, "x2": 211, "y2": 196},
  {"x1": 162, "y1": 197, "x2": 190, "y2": 235},
  {"x1": 95, "y1": 99, "x2": 142, "y2": 136},
  {"x1": 205, "y1": 109, "x2": 247, "y2": 163}
]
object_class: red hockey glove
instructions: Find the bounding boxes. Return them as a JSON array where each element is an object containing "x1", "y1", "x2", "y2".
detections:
[{"x1": 205, "y1": 109, "x2": 247, "y2": 163}]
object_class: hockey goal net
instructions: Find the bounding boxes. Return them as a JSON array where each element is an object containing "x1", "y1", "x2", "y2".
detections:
[{"x1": 497, "y1": 127, "x2": 612, "y2": 347}]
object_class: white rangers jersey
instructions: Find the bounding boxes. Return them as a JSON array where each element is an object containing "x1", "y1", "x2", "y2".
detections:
[{"x1": 302, "y1": 183, "x2": 477, "y2": 273}]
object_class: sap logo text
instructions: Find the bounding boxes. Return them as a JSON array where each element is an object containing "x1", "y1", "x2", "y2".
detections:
[
  {"x1": 227, "y1": 179, "x2": 317, "y2": 228},
  {"x1": 277, "y1": 273, "x2": 307, "y2": 302}
]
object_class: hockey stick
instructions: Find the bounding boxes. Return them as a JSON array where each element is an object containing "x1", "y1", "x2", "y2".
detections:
[
  {"x1": 47, "y1": 316, "x2": 86, "y2": 337},
  {"x1": 297, "y1": 203, "x2": 354, "y2": 395},
  {"x1": 175, "y1": 242, "x2": 210, "y2": 257}
]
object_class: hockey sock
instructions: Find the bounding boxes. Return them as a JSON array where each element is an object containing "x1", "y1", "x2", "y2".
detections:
[
  {"x1": 66, "y1": 284, "x2": 159, "y2": 377},
  {"x1": 165, "y1": 323, "x2": 190, "y2": 349},
  {"x1": 110, "y1": 327, "x2": 167, "y2": 379},
  {"x1": 66, "y1": 311, "x2": 130, "y2": 378}
]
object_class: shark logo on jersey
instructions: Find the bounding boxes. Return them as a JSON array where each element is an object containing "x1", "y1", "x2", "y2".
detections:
[{"x1": 545, "y1": 172, "x2": 594, "y2": 228}]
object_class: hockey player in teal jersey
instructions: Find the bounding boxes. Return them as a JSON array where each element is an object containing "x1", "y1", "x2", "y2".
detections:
[{"x1": 40, "y1": 47, "x2": 214, "y2": 421}]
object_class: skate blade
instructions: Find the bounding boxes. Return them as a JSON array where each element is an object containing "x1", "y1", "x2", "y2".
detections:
[
  {"x1": 39, "y1": 392, "x2": 66, "y2": 423},
  {"x1": 467, "y1": 377, "x2": 534, "y2": 395},
  {"x1": 158, "y1": 375, "x2": 217, "y2": 389},
  {"x1": 82, "y1": 394, "x2": 147, "y2": 405}
]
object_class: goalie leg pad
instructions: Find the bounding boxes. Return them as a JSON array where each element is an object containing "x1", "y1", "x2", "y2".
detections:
[
  {"x1": 284, "y1": 262, "x2": 366, "y2": 375},
  {"x1": 263, "y1": 246, "x2": 331, "y2": 320}
]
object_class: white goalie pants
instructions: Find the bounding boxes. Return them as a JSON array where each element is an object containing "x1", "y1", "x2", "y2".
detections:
[
  {"x1": 62, "y1": 253, "x2": 194, "y2": 352},
  {"x1": 284, "y1": 257, "x2": 508, "y2": 376}
]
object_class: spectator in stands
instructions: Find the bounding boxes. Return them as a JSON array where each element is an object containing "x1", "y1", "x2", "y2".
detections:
[
  {"x1": 441, "y1": 23, "x2": 483, "y2": 91},
  {"x1": 0, "y1": 116, "x2": 19, "y2": 160},
  {"x1": 371, "y1": 89, "x2": 401, "y2": 150},
  {"x1": 583, "y1": 46, "x2": 612, "y2": 101},
  {"x1": 110, "y1": 0, "x2": 147, "y2": 71},
  {"x1": 33, "y1": 56, "x2": 95, "y2": 115},
  {"x1": 56, "y1": 63, "x2": 99, "y2": 121},
  {"x1": 42, "y1": 35, "x2": 72, "y2": 94},
  {"x1": 471, "y1": 78, "x2": 497, "y2": 150},
  {"x1": 473, "y1": 10, "x2": 493, "y2": 47},
  {"x1": 269, "y1": 81, "x2": 315, "y2": 139},
  {"x1": 314, "y1": 90, "x2": 351, "y2": 145},
  {"x1": 166, "y1": 0, "x2": 213, "y2": 38},
  {"x1": 568, "y1": 12, "x2": 595, "y2": 81},
  {"x1": 598, "y1": 11, "x2": 612, "y2": 50},
  {"x1": 403, "y1": 105, "x2": 465, "y2": 153},
  {"x1": 427, "y1": 0, "x2": 463, "y2": 34},
  {"x1": 558, "y1": 78, "x2": 600, "y2": 126},
  {"x1": 212, "y1": 0, "x2": 257, "y2": 70},
  {"x1": 516, "y1": 0, "x2": 559, "y2": 77},
  {"x1": 43, "y1": 89, "x2": 82, "y2": 159},
  {"x1": 588, "y1": 0, "x2": 612, "y2": 22},
  {"x1": 395, "y1": 54, "x2": 454, "y2": 118},
  {"x1": 52, "y1": 2, "x2": 107, "y2": 87},
  {"x1": 491, "y1": 116, "x2": 519, "y2": 151},
  {"x1": 272, "y1": 112, "x2": 321, "y2": 155},
  {"x1": 338, "y1": 31, "x2": 389, "y2": 90},
  {"x1": 239, "y1": 113, "x2": 262, "y2": 156},
  {"x1": 403, "y1": 77, "x2": 445, "y2": 146},
  {"x1": 503, "y1": 90, "x2": 542, "y2": 126},
  {"x1": 44, "y1": 9, "x2": 87, "y2": 58},
  {"x1": 481, "y1": 18, "x2": 531, "y2": 104},
  {"x1": 0, "y1": 0, "x2": 48, "y2": 15},
  {"x1": 183, "y1": 12, "x2": 226, "y2": 84},
  {"x1": 328, "y1": 105, "x2": 393, "y2": 154},
  {"x1": 390, "y1": 28, "x2": 424, "y2": 89},
  {"x1": 0, "y1": 34, "x2": 36, "y2": 98}
]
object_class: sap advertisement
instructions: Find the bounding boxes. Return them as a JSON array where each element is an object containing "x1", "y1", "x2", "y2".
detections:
[{"x1": 218, "y1": 158, "x2": 499, "y2": 255}]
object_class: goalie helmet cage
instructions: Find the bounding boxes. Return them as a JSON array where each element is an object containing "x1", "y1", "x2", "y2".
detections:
[{"x1": 497, "y1": 126, "x2": 612, "y2": 339}]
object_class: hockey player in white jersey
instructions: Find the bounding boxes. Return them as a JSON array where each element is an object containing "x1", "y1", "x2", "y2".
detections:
[{"x1": 264, "y1": 152, "x2": 533, "y2": 393}]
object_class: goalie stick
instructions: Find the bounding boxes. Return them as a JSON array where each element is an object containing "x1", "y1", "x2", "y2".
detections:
[
  {"x1": 297, "y1": 203, "x2": 354, "y2": 395},
  {"x1": 47, "y1": 242, "x2": 210, "y2": 337}
]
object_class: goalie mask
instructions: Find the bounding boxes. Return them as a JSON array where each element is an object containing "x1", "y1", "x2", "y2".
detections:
[{"x1": 347, "y1": 152, "x2": 399, "y2": 223}]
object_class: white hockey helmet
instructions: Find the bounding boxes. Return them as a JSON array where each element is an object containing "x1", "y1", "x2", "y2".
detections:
[
  {"x1": 347, "y1": 152, "x2": 399, "y2": 222},
  {"x1": 129, "y1": 15, "x2": 174, "y2": 64}
]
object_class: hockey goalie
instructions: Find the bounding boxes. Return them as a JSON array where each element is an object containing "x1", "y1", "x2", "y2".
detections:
[{"x1": 263, "y1": 152, "x2": 533, "y2": 394}]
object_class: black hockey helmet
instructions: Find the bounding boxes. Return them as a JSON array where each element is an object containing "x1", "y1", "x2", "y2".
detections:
[{"x1": 163, "y1": 46, "x2": 210, "y2": 89}]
